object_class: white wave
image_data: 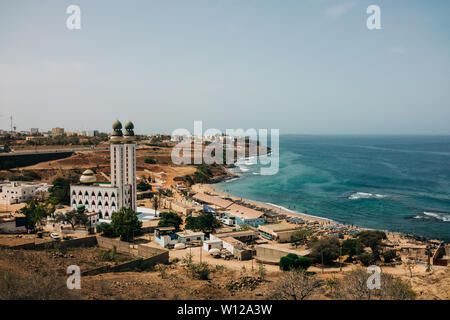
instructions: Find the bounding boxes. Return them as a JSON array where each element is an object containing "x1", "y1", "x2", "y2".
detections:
[
  {"x1": 225, "y1": 177, "x2": 240, "y2": 183},
  {"x1": 424, "y1": 211, "x2": 450, "y2": 222},
  {"x1": 348, "y1": 192, "x2": 387, "y2": 200}
]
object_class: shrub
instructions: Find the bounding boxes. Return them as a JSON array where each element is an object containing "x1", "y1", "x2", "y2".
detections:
[
  {"x1": 144, "y1": 158, "x2": 157, "y2": 164},
  {"x1": 309, "y1": 237, "x2": 340, "y2": 265},
  {"x1": 280, "y1": 254, "x2": 312, "y2": 271}
]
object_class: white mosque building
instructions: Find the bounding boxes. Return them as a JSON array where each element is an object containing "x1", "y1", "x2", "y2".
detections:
[{"x1": 70, "y1": 120, "x2": 137, "y2": 220}]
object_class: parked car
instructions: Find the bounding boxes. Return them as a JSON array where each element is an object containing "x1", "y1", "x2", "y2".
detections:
[
  {"x1": 50, "y1": 233, "x2": 61, "y2": 240},
  {"x1": 63, "y1": 235, "x2": 73, "y2": 240}
]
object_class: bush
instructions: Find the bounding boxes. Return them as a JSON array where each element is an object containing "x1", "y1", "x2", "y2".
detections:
[
  {"x1": 280, "y1": 254, "x2": 312, "y2": 271},
  {"x1": 144, "y1": 158, "x2": 157, "y2": 164}
]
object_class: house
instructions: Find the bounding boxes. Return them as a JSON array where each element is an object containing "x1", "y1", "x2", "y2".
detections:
[
  {"x1": 224, "y1": 204, "x2": 265, "y2": 227},
  {"x1": 0, "y1": 213, "x2": 27, "y2": 233},
  {"x1": 258, "y1": 223, "x2": 301, "y2": 242},
  {"x1": 154, "y1": 227, "x2": 205, "y2": 248},
  {"x1": 202, "y1": 239, "x2": 223, "y2": 252},
  {"x1": 210, "y1": 230, "x2": 257, "y2": 243}
]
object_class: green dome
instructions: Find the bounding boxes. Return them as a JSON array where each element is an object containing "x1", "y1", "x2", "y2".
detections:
[
  {"x1": 76, "y1": 204, "x2": 85, "y2": 210},
  {"x1": 112, "y1": 120, "x2": 122, "y2": 130},
  {"x1": 124, "y1": 121, "x2": 134, "y2": 130}
]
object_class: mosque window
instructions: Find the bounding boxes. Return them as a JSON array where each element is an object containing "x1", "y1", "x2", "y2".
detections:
[
  {"x1": 84, "y1": 191, "x2": 89, "y2": 196},
  {"x1": 98, "y1": 191, "x2": 102, "y2": 197}
]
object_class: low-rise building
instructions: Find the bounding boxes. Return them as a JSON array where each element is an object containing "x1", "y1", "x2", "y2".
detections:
[
  {"x1": 258, "y1": 223, "x2": 302, "y2": 242},
  {"x1": 0, "y1": 182, "x2": 49, "y2": 204}
]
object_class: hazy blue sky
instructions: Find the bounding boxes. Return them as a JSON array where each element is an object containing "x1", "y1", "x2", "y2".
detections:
[{"x1": 0, "y1": 0, "x2": 449, "y2": 134}]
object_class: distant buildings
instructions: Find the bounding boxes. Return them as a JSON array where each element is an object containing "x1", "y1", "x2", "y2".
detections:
[
  {"x1": 51, "y1": 127, "x2": 65, "y2": 136},
  {"x1": 30, "y1": 128, "x2": 39, "y2": 135}
]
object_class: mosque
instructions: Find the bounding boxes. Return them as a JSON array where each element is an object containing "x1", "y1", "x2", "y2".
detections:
[{"x1": 70, "y1": 120, "x2": 137, "y2": 221}]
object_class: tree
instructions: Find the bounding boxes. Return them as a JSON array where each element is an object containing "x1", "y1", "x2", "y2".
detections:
[
  {"x1": 357, "y1": 253, "x2": 375, "y2": 266},
  {"x1": 144, "y1": 158, "x2": 157, "y2": 164},
  {"x1": 137, "y1": 181, "x2": 151, "y2": 191},
  {"x1": 267, "y1": 269, "x2": 322, "y2": 300},
  {"x1": 342, "y1": 238, "x2": 364, "y2": 259},
  {"x1": 382, "y1": 249, "x2": 398, "y2": 263},
  {"x1": 185, "y1": 211, "x2": 221, "y2": 234},
  {"x1": 55, "y1": 210, "x2": 89, "y2": 230},
  {"x1": 48, "y1": 177, "x2": 73, "y2": 204},
  {"x1": 309, "y1": 237, "x2": 340, "y2": 266},
  {"x1": 357, "y1": 230, "x2": 387, "y2": 259},
  {"x1": 291, "y1": 229, "x2": 312, "y2": 248},
  {"x1": 279, "y1": 254, "x2": 312, "y2": 271},
  {"x1": 111, "y1": 207, "x2": 142, "y2": 241},
  {"x1": 158, "y1": 212, "x2": 183, "y2": 231},
  {"x1": 96, "y1": 222, "x2": 115, "y2": 237},
  {"x1": 333, "y1": 267, "x2": 416, "y2": 300},
  {"x1": 20, "y1": 200, "x2": 54, "y2": 231}
]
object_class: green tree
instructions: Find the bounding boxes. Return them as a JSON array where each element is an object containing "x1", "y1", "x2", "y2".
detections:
[
  {"x1": 341, "y1": 238, "x2": 364, "y2": 259},
  {"x1": 357, "y1": 230, "x2": 387, "y2": 259},
  {"x1": 137, "y1": 181, "x2": 151, "y2": 191},
  {"x1": 96, "y1": 222, "x2": 115, "y2": 237},
  {"x1": 20, "y1": 200, "x2": 54, "y2": 231},
  {"x1": 144, "y1": 158, "x2": 157, "y2": 164},
  {"x1": 309, "y1": 237, "x2": 340, "y2": 266},
  {"x1": 111, "y1": 207, "x2": 142, "y2": 241},
  {"x1": 382, "y1": 249, "x2": 398, "y2": 263},
  {"x1": 291, "y1": 229, "x2": 312, "y2": 248},
  {"x1": 55, "y1": 210, "x2": 89, "y2": 230},
  {"x1": 48, "y1": 177, "x2": 73, "y2": 204},
  {"x1": 158, "y1": 212, "x2": 183, "y2": 231},
  {"x1": 280, "y1": 254, "x2": 312, "y2": 271},
  {"x1": 185, "y1": 211, "x2": 221, "y2": 234},
  {"x1": 357, "y1": 253, "x2": 375, "y2": 266}
]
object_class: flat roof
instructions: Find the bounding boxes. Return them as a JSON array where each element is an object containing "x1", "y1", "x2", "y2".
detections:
[
  {"x1": 258, "y1": 223, "x2": 297, "y2": 233},
  {"x1": 177, "y1": 230, "x2": 205, "y2": 237},
  {"x1": 192, "y1": 193, "x2": 234, "y2": 208},
  {"x1": 256, "y1": 244, "x2": 310, "y2": 256},
  {"x1": 226, "y1": 204, "x2": 264, "y2": 220}
]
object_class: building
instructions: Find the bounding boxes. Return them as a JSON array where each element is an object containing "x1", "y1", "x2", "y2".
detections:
[
  {"x1": 0, "y1": 182, "x2": 49, "y2": 204},
  {"x1": 70, "y1": 120, "x2": 137, "y2": 220},
  {"x1": 255, "y1": 244, "x2": 310, "y2": 264},
  {"x1": 51, "y1": 127, "x2": 65, "y2": 136},
  {"x1": 30, "y1": 128, "x2": 39, "y2": 134},
  {"x1": 224, "y1": 204, "x2": 265, "y2": 227},
  {"x1": 154, "y1": 227, "x2": 205, "y2": 248},
  {"x1": 258, "y1": 223, "x2": 301, "y2": 242},
  {"x1": 0, "y1": 213, "x2": 27, "y2": 233}
]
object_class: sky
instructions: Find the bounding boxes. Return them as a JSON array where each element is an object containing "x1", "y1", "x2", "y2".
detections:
[{"x1": 0, "y1": 0, "x2": 449, "y2": 135}]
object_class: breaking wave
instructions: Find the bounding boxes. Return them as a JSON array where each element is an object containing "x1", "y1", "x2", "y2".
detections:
[{"x1": 348, "y1": 192, "x2": 387, "y2": 200}]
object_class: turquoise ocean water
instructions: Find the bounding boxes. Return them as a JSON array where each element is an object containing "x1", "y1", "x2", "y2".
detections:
[{"x1": 215, "y1": 135, "x2": 450, "y2": 242}]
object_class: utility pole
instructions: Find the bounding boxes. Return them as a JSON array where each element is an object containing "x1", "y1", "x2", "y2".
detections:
[{"x1": 321, "y1": 248, "x2": 324, "y2": 274}]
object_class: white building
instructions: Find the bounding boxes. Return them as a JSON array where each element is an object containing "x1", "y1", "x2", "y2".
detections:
[
  {"x1": 0, "y1": 182, "x2": 49, "y2": 204},
  {"x1": 70, "y1": 120, "x2": 137, "y2": 220}
]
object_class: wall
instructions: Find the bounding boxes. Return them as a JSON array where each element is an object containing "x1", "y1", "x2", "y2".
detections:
[
  {"x1": 255, "y1": 244, "x2": 309, "y2": 264},
  {"x1": 9, "y1": 235, "x2": 98, "y2": 250},
  {"x1": 96, "y1": 236, "x2": 131, "y2": 254}
]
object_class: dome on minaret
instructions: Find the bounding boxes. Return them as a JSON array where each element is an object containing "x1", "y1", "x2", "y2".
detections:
[
  {"x1": 112, "y1": 120, "x2": 122, "y2": 130},
  {"x1": 111, "y1": 120, "x2": 123, "y2": 142},
  {"x1": 124, "y1": 120, "x2": 135, "y2": 140},
  {"x1": 124, "y1": 121, "x2": 134, "y2": 130}
]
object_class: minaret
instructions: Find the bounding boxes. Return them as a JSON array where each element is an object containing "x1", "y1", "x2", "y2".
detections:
[{"x1": 123, "y1": 121, "x2": 137, "y2": 211}]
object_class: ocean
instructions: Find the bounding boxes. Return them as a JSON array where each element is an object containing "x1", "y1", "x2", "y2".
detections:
[{"x1": 215, "y1": 135, "x2": 450, "y2": 242}]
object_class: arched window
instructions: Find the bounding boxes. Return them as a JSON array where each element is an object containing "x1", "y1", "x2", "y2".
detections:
[
  {"x1": 98, "y1": 200, "x2": 102, "y2": 206},
  {"x1": 78, "y1": 190, "x2": 82, "y2": 196},
  {"x1": 111, "y1": 202, "x2": 116, "y2": 208},
  {"x1": 98, "y1": 191, "x2": 102, "y2": 197},
  {"x1": 105, "y1": 202, "x2": 109, "y2": 207},
  {"x1": 84, "y1": 191, "x2": 89, "y2": 196},
  {"x1": 91, "y1": 200, "x2": 95, "y2": 206},
  {"x1": 105, "y1": 211, "x2": 109, "y2": 218},
  {"x1": 72, "y1": 199, "x2": 77, "y2": 205},
  {"x1": 91, "y1": 191, "x2": 95, "y2": 197},
  {"x1": 72, "y1": 190, "x2": 76, "y2": 196},
  {"x1": 111, "y1": 192, "x2": 116, "y2": 198},
  {"x1": 84, "y1": 200, "x2": 89, "y2": 205},
  {"x1": 105, "y1": 192, "x2": 109, "y2": 198},
  {"x1": 78, "y1": 200, "x2": 82, "y2": 205}
]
